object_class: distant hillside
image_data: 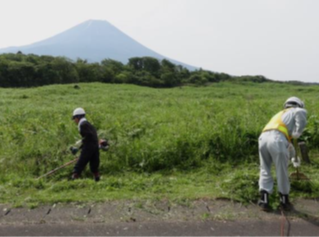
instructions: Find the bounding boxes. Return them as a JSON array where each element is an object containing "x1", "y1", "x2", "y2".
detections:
[{"x1": 0, "y1": 20, "x2": 197, "y2": 70}]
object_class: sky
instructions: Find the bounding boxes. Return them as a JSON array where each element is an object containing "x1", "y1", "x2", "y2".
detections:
[{"x1": 0, "y1": 0, "x2": 318, "y2": 83}]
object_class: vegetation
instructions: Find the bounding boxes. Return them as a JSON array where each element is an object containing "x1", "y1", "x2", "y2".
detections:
[
  {"x1": 0, "y1": 81, "x2": 318, "y2": 207},
  {"x1": 0, "y1": 52, "x2": 270, "y2": 88}
]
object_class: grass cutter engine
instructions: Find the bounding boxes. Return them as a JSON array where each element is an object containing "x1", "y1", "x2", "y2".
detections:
[{"x1": 99, "y1": 139, "x2": 109, "y2": 151}]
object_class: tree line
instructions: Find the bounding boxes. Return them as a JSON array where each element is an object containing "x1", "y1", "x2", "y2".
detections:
[{"x1": 0, "y1": 52, "x2": 270, "y2": 88}]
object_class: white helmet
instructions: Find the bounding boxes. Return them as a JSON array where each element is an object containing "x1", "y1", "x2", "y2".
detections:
[
  {"x1": 284, "y1": 97, "x2": 304, "y2": 109},
  {"x1": 72, "y1": 108, "x2": 85, "y2": 119}
]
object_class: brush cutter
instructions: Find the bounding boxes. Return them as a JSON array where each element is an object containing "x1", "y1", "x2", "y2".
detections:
[
  {"x1": 99, "y1": 139, "x2": 109, "y2": 151},
  {"x1": 36, "y1": 139, "x2": 109, "y2": 180},
  {"x1": 290, "y1": 139, "x2": 309, "y2": 181},
  {"x1": 36, "y1": 157, "x2": 79, "y2": 180},
  {"x1": 70, "y1": 139, "x2": 109, "y2": 153}
]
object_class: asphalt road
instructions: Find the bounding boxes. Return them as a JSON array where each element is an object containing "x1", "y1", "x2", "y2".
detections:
[
  {"x1": 1, "y1": 199, "x2": 318, "y2": 236},
  {"x1": 1, "y1": 219, "x2": 319, "y2": 236}
]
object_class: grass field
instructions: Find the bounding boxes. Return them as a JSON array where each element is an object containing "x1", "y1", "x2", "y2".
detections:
[{"x1": 0, "y1": 82, "x2": 318, "y2": 208}]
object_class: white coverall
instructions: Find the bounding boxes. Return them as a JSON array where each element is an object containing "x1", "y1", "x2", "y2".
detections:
[{"x1": 258, "y1": 107, "x2": 307, "y2": 194}]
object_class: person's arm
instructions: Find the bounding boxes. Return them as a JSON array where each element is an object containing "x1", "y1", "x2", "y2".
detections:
[
  {"x1": 288, "y1": 143, "x2": 295, "y2": 159},
  {"x1": 292, "y1": 108, "x2": 307, "y2": 138}
]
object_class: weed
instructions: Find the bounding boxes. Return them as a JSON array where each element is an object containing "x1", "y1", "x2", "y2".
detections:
[{"x1": 201, "y1": 212, "x2": 211, "y2": 220}]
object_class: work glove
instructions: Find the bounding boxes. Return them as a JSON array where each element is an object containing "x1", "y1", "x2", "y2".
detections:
[
  {"x1": 70, "y1": 146, "x2": 79, "y2": 155},
  {"x1": 291, "y1": 157, "x2": 301, "y2": 168},
  {"x1": 288, "y1": 143, "x2": 296, "y2": 159},
  {"x1": 75, "y1": 140, "x2": 82, "y2": 147}
]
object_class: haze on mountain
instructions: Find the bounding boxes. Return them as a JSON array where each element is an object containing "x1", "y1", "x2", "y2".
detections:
[{"x1": 0, "y1": 19, "x2": 196, "y2": 70}]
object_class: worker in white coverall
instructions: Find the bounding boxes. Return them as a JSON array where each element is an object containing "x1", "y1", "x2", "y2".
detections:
[{"x1": 258, "y1": 97, "x2": 307, "y2": 211}]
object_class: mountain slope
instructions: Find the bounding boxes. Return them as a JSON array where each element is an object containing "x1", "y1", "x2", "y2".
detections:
[{"x1": 0, "y1": 20, "x2": 196, "y2": 70}]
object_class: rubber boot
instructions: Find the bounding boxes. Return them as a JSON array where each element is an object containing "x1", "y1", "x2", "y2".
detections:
[
  {"x1": 258, "y1": 190, "x2": 271, "y2": 212},
  {"x1": 93, "y1": 172, "x2": 100, "y2": 182},
  {"x1": 279, "y1": 193, "x2": 293, "y2": 211}
]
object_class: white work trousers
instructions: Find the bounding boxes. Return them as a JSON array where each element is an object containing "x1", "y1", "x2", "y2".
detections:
[{"x1": 258, "y1": 130, "x2": 290, "y2": 195}]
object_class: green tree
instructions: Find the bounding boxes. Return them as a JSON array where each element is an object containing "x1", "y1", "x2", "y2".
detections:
[
  {"x1": 35, "y1": 62, "x2": 59, "y2": 85},
  {"x1": 76, "y1": 61, "x2": 102, "y2": 82},
  {"x1": 51, "y1": 57, "x2": 79, "y2": 83},
  {"x1": 0, "y1": 59, "x2": 10, "y2": 87},
  {"x1": 101, "y1": 59, "x2": 124, "y2": 74},
  {"x1": 161, "y1": 59, "x2": 176, "y2": 72},
  {"x1": 142, "y1": 57, "x2": 161, "y2": 76},
  {"x1": 7, "y1": 61, "x2": 36, "y2": 87},
  {"x1": 128, "y1": 57, "x2": 143, "y2": 70}
]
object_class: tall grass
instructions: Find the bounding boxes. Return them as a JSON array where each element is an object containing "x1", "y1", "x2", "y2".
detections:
[
  {"x1": 0, "y1": 82, "x2": 319, "y2": 205},
  {"x1": 0, "y1": 82, "x2": 318, "y2": 178}
]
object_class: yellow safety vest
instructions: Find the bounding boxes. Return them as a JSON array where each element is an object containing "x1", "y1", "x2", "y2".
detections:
[{"x1": 262, "y1": 109, "x2": 292, "y2": 142}]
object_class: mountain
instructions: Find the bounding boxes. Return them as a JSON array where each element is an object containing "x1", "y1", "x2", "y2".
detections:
[{"x1": 0, "y1": 20, "x2": 197, "y2": 70}]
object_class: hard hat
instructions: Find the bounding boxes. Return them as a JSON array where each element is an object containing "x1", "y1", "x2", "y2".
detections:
[
  {"x1": 284, "y1": 97, "x2": 304, "y2": 109},
  {"x1": 72, "y1": 108, "x2": 85, "y2": 119}
]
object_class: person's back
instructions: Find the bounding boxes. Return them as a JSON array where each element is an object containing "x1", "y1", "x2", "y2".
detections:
[
  {"x1": 79, "y1": 119, "x2": 99, "y2": 147},
  {"x1": 281, "y1": 107, "x2": 307, "y2": 139}
]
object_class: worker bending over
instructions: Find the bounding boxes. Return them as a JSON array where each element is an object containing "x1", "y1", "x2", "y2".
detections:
[{"x1": 258, "y1": 97, "x2": 307, "y2": 211}]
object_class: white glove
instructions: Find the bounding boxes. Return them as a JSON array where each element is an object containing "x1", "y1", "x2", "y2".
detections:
[
  {"x1": 291, "y1": 157, "x2": 301, "y2": 168},
  {"x1": 292, "y1": 132, "x2": 302, "y2": 139},
  {"x1": 288, "y1": 143, "x2": 296, "y2": 159}
]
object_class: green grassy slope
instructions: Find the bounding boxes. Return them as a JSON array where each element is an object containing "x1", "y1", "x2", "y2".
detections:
[{"x1": 0, "y1": 82, "x2": 318, "y2": 207}]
